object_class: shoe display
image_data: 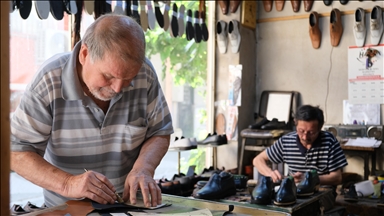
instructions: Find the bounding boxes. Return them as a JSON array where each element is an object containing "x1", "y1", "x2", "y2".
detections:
[
  {"x1": 218, "y1": 0, "x2": 229, "y2": 15},
  {"x1": 330, "y1": 8, "x2": 343, "y2": 47},
  {"x1": 147, "y1": 0, "x2": 156, "y2": 30},
  {"x1": 323, "y1": 0, "x2": 332, "y2": 6},
  {"x1": 339, "y1": 0, "x2": 348, "y2": 5},
  {"x1": 274, "y1": 176, "x2": 297, "y2": 206},
  {"x1": 290, "y1": 0, "x2": 300, "y2": 13},
  {"x1": 353, "y1": 7, "x2": 366, "y2": 47},
  {"x1": 217, "y1": 20, "x2": 228, "y2": 54},
  {"x1": 171, "y1": 3, "x2": 179, "y2": 37},
  {"x1": 154, "y1": 0, "x2": 164, "y2": 28},
  {"x1": 178, "y1": 5, "x2": 185, "y2": 37},
  {"x1": 344, "y1": 184, "x2": 358, "y2": 202},
  {"x1": 303, "y1": 0, "x2": 314, "y2": 12},
  {"x1": 228, "y1": 20, "x2": 241, "y2": 54},
  {"x1": 260, "y1": 118, "x2": 286, "y2": 130},
  {"x1": 169, "y1": 136, "x2": 197, "y2": 150},
  {"x1": 296, "y1": 170, "x2": 320, "y2": 197},
  {"x1": 309, "y1": 11, "x2": 321, "y2": 49},
  {"x1": 229, "y1": 0, "x2": 241, "y2": 13},
  {"x1": 198, "y1": 133, "x2": 227, "y2": 145},
  {"x1": 139, "y1": 1, "x2": 148, "y2": 31},
  {"x1": 275, "y1": 0, "x2": 285, "y2": 12},
  {"x1": 194, "y1": 10, "x2": 202, "y2": 43},
  {"x1": 251, "y1": 176, "x2": 274, "y2": 205},
  {"x1": 163, "y1": 1, "x2": 171, "y2": 31},
  {"x1": 248, "y1": 116, "x2": 270, "y2": 129},
  {"x1": 263, "y1": 0, "x2": 273, "y2": 12},
  {"x1": 186, "y1": 9, "x2": 194, "y2": 41},
  {"x1": 370, "y1": 6, "x2": 383, "y2": 46},
  {"x1": 194, "y1": 171, "x2": 237, "y2": 200}
]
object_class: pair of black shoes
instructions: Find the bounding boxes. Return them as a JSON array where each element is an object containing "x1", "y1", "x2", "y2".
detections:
[
  {"x1": 249, "y1": 117, "x2": 287, "y2": 130},
  {"x1": 193, "y1": 171, "x2": 237, "y2": 200},
  {"x1": 252, "y1": 170, "x2": 320, "y2": 206}
]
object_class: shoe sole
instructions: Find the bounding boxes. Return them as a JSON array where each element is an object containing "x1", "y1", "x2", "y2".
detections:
[
  {"x1": 273, "y1": 200, "x2": 296, "y2": 206},
  {"x1": 297, "y1": 184, "x2": 320, "y2": 197},
  {"x1": 250, "y1": 199, "x2": 271, "y2": 205}
]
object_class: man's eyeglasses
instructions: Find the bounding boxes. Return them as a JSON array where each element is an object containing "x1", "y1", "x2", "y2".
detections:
[{"x1": 297, "y1": 129, "x2": 319, "y2": 136}]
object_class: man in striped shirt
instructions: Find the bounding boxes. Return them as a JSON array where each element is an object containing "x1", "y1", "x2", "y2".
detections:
[
  {"x1": 253, "y1": 104, "x2": 347, "y2": 185},
  {"x1": 10, "y1": 14, "x2": 173, "y2": 208}
]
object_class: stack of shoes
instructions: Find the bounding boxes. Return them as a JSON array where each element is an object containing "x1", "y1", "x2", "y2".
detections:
[
  {"x1": 193, "y1": 171, "x2": 237, "y2": 200},
  {"x1": 198, "y1": 132, "x2": 228, "y2": 145},
  {"x1": 344, "y1": 184, "x2": 358, "y2": 202},
  {"x1": 296, "y1": 170, "x2": 321, "y2": 197}
]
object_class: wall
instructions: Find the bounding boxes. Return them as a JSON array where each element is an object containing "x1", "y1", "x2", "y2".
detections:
[{"x1": 256, "y1": 1, "x2": 384, "y2": 177}]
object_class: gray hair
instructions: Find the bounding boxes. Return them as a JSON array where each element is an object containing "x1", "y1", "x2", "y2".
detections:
[{"x1": 81, "y1": 14, "x2": 145, "y2": 65}]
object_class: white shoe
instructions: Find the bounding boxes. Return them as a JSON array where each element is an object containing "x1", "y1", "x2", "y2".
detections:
[
  {"x1": 169, "y1": 137, "x2": 197, "y2": 150},
  {"x1": 216, "y1": 20, "x2": 228, "y2": 54},
  {"x1": 370, "y1": 5, "x2": 383, "y2": 45},
  {"x1": 228, "y1": 20, "x2": 241, "y2": 53},
  {"x1": 353, "y1": 8, "x2": 366, "y2": 47},
  {"x1": 178, "y1": 5, "x2": 186, "y2": 37}
]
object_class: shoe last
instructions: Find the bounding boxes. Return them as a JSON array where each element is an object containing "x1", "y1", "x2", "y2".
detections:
[
  {"x1": 344, "y1": 184, "x2": 358, "y2": 202},
  {"x1": 309, "y1": 11, "x2": 321, "y2": 49},
  {"x1": 194, "y1": 171, "x2": 236, "y2": 200},
  {"x1": 353, "y1": 7, "x2": 366, "y2": 47},
  {"x1": 330, "y1": 8, "x2": 343, "y2": 47},
  {"x1": 370, "y1": 6, "x2": 383, "y2": 46},
  {"x1": 251, "y1": 176, "x2": 274, "y2": 205},
  {"x1": 274, "y1": 176, "x2": 297, "y2": 206},
  {"x1": 228, "y1": 20, "x2": 241, "y2": 54},
  {"x1": 217, "y1": 20, "x2": 228, "y2": 54},
  {"x1": 296, "y1": 170, "x2": 320, "y2": 197}
]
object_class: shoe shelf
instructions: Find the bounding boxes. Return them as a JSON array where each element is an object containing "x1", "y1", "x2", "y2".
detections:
[
  {"x1": 197, "y1": 142, "x2": 229, "y2": 171},
  {"x1": 168, "y1": 146, "x2": 197, "y2": 175},
  {"x1": 258, "y1": 8, "x2": 377, "y2": 24}
]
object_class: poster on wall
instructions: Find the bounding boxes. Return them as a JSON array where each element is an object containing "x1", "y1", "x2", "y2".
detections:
[
  {"x1": 348, "y1": 45, "x2": 384, "y2": 104},
  {"x1": 228, "y1": 65, "x2": 242, "y2": 106}
]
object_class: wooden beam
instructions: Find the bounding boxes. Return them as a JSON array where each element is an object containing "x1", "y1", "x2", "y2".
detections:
[{"x1": 1, "y1": 1, "x2": 10, "y2": 215}]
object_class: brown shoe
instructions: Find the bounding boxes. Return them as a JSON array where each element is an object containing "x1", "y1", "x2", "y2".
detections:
[
  {"x1": 218, "y1": 0, "x2": 229, "y2": 15},
  {"x1": 262, "y1": 0, "x2": 273, "y2": 12},
  {"x1": 303, "y1": 0, "x2": 314, "y2": 12},
  {"x1": 275, "y1": 0, "x2": 286, "y2": 12},
  {"x1": 291, "y1": 0, "x2": 300, "y2": 13},
  {"x1": 229, "y1": 0, "x2": 241, "y2": 13},
  {"x1": 309, "y1": 11, "x2": 321, "y2": 49},
  {"x1": 330, "y1": 8, "x2": 343, "y2": 47}
]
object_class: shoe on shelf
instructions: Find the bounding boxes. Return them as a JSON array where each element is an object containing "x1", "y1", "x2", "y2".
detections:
[
  {"x1": 193, "y1": 171, "x2": 237, "y2": 200},
  {"x1": 353, "y1": 7, "x2": 366, "y2": 47},
  {"x1": 169, "y1": 136, "x2": 197, "y2": 150},
  {"x1": 275, "y1": 0, "x2": 285, "y2": 12},
  {"x1": 263, "y1": 0, "x2": 273, "y2": 12},
  {"x1": 216, "y1": 20, "x2": 228, "y2": 54},
  {"x1": 303, "y1": 0, "x2": 314, "y2": 12},
  {"x1": 218, "y1": 0, "x2": 229, "y2": 15},
  {"x1": 323, "y1": 0, "x2": 332, "y2": 6},
  {"x1": 290, "y1": 0, "x2": 300, "y2": 13},
  {"x1": 251, "y1": 176, "x2": 274, "y2": 205},
  {"x1": 370, "y1": 5, "x2": 383, "y2": 46},
  {"x1": 309, "y1": 11, "x2": 321, "y2": 49},
  {"x1": 274, "y1": 176, "x2": 297, "y2": 206},
  {"x1": 296, "y1": 170, "x2": 320, "y2": 197},
  {"x1": 330, "y1": 8, "x2": 343, "y2": 47},
  {"x1": 228, "y1": 20, "x2": 241, "y2": 54}
]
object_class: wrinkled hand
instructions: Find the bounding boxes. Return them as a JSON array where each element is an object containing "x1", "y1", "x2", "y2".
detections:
[
  {"x1": 268, "y1": 170, "x2": 283, "y2": 183},
  {"x1": 123, "y1": 169, "x2": 161, "y2": 208},
  {"x1": 63, "y1": 171, "x2": 117, "y2": 204},
  {"x1": 291, "y1": 172, "x2": 304, "y2": 183}
]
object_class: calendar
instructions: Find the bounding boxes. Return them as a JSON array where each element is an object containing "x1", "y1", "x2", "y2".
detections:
[{"x1": 348, "y1": 45, "x2": 384, "y2": 104}]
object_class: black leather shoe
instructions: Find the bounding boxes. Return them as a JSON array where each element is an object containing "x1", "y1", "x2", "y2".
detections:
[
  {"x1": 297, "y1": 170, "x2": 320, "y2": 197},
  {"x1": 344, "y1": 184, "x2": 358, "y2": 202},
  {"x1": 198, "y1": 132, "x2": 218, "y2": 144},
  {"x1": 323, "y1": 0, "x2": 332, "y2": 6},
  {"x1": 261, "y1": 118, "x2": 287, "y2": 130},
  {"x1": 274, "y1": 176, "x2": 297, "y2": 206},
  {"x1": 248, "y1": 116, "x2": 270, "y2": 129},
  {"x1": 194, "y1": 171, "x2": 237, "y2": 200},
  {"x1": 251, "y1": 176, "x2": 274, "y2": 205}
]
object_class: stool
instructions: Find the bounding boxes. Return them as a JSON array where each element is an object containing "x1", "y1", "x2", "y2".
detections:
[{"x1": 238, "y1": 128, "x2": 289, "y2": 175}]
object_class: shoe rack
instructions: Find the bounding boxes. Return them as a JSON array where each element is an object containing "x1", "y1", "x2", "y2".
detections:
[{"x1": 214, "y1": 0, "x2": 257, "y2": 172}]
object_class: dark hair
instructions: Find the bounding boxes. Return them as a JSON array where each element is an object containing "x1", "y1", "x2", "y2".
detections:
[{"x1": 294, "y1": 105, "x2": 324, "y2": 129}]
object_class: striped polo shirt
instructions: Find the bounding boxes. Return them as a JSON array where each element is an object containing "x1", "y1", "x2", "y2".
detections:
[
  {"x1": 266, "y1": 131, "x2": 348, "y2": 175},
  {"x1": 10, "y1": 42, "x2": 174, "y2": 207}
]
